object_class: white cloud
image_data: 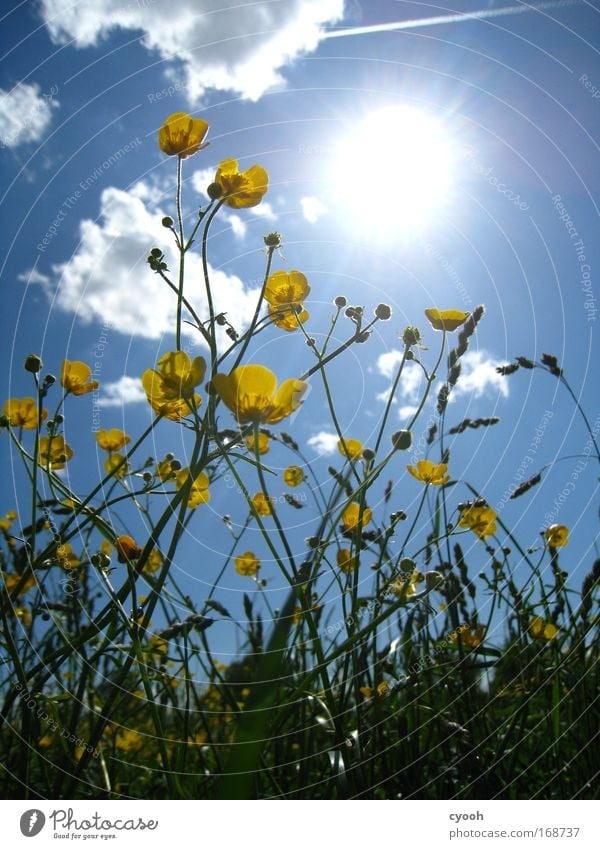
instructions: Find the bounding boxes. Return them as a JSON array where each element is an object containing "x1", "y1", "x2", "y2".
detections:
[
  {"x1": 18, "y1": 267, "x2": 51, "y2": 286},
  {"x1": 99, "y1": 376, "x2": 146, "y2": 407},
  {"x1": 300, "y1": 195, "x2": 328, "y2": 224},
  {"x1": 397, "y1": 404, "x2": 419, "y2": 420},
  {"x1": 41, "y1": 0, "x2": 344, "y2": 102},
  {"x1": 0, "y1": 83, "x2": 59, "y2": 148},
  {"x1": 376, "y1": 349, "x2": 404, "y2": 380},
  {"x1": 250, "y1": 201, "x2": 277, "y2": 222},
  {"x1": 451, "y1": 351, "x2": 509, "y2": 400},
  {"x1": 227, "y1": 213, "x2": 247, "y2": 239},
  {"x1": 38, "y1": 180, "x2": 261, "y2": 341},
  {"x1": 376, "y1": 353, "x2": 424, "y2": 406},
  {"x1": 307, "y1": 430, "x2": 338, "y2": 456}
]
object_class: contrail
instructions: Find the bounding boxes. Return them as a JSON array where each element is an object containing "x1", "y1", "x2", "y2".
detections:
[{"x1": 322, "y1": 0, "x2": 582, "y2": 40}]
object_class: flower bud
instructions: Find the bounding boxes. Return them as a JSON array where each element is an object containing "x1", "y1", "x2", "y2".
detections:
[
  {"x1": 44, "y1": 374, "x2": 56, "y2": 386},
  {"x1": 24, "y1": 354, "x2": 43, "y2": 373},
  {"x1": 403, "y1": 326, "x2": 422, "y2": 347},
  {"x1": 207, "y1": 182, "x2": 223, "y2": 200},
  {"x1": 425, "y1": 571, "x2": 444, "y2": 590},
  {"x1": 150, "y1": 247, "x2": 163, "y2": 258},
  {"x1": 161, "y1": 216, "x2": 174, "y2": 228},
  {"x1": 264, "y1": 232, "x2": 282, "y2": 248},
  {"x1": 391, "y1": 429, "x2": 412, "y2": 451},
  {"x1": 375, "y1": 303, "x2": 392, "y2": 320},
  {"x1": 334, "y1": 296, "x2": 347, "y2": 308},
  {"x1": 362, "y1": 448, "x2": 375, "y2": 462}
]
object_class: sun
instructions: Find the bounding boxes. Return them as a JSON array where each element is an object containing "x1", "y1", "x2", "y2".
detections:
[{"x1": 333, "y1": 105, "x2": 455, "y2": 235}]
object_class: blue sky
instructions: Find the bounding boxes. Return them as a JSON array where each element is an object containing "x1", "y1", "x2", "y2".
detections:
[{"x1": 1, "y1": 0, "x2": 598, "y2": 649}]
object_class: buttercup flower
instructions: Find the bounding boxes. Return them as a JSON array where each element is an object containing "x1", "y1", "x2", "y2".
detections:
[
  {"x1": 246, "y1": 432, "x2": 270, "y2": 455},
  {"x1": 0, "y1": 510, "x2": 17, "y2": 532},
  {"x1": 544, "y1": 524, "x2": 569, "y2": 548},
  {"x1": 56, "y1": 543, "x2": 80, "y2": 570},
  {"x1": 407, "y1": 459, "x2": 450, "y2": 486},
  {"x1": 2, "y1": 398, "x2": 47, "y2": 430},
  {"x1": 2, "y1": 570, "x2": 35, "y2": 595},
  {"x1": 338, "y1": 438, "x2": 363, "y2": 461},
  {"x1": 451, "y1": 624, "x2": 485, "y2": 649},
  {"x1": 142, "y1": 352, "x2": 205, "y2": 420},
  {"x1": 61, "y1": 360, "x2": 99, "y2": 396},
  {"x1": 214, "y1": 158, "x2": 268, "y2": 208},
  {"x1": 158, "y1": 112, "x2": 209, "y2": 158},
  {"x1": 264, "y1": 270, "x2": 310, "y2": 309},
  {"x1": 389, "y1": 570, "x2": 421, "y2": 599},
  {"x1": 283, "y1": 465, "x2": 304, "y2": 487},
  {"x1": 337, "y1": 549, "x2": 357, "y2": 573},
  {"x1": 252, "y1": 492, "x2": 274, "y2": 517},
  {"x1": 38, "y1": 435, "x2": 73, "y2": 470},
  {"x1": 104, "y1": 454, "x2": 129, "y2": 478},
  {"x1": 156, "y1": 456, "x2": 178, "y2": 482},
  {"x1": 341, "y1": 501, "x2": 372, "y2": 531},
  {"x1": 268, "y1": 305, "x2": 310, "y2": 332},
  {"x1": 115, "y1": 535, "x2": 142, "y2": 564},
  {"x1": 424, "y1": 308, "x2": 470, "y2": 332},
  {"x1": 235, "y1": 551, "x2": 260, "y2": 576},
  {"x1": 530, "y1": 616, "x2": 559, "y2": 641},
  {"x1": 96, "y1": 428, "x2": 131, "y2": 453},
  {"x1": 458, "y1": 504, "x2": 497, "y2": 539},
  {"x1": 176, "y1": 468, "x2": 211, "y2": 508},
  {"x1": 212, "y1": 365, "x2": 307, "y2": 425}
]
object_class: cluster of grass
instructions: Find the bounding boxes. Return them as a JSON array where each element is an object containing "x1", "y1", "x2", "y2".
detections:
[{"x1": 0, "y1": 113, "x2": 598, "y2": 800}]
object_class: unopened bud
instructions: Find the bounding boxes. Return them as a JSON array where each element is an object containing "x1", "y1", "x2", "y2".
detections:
[
  {"x1": 334, "y1": 296, "x2": 347, "y2": 308},
  {"x1": 375, "y1": 303, "x2": 392, "y2": 320},
  {"x1": 264, "y1": 232, "x2": 282, "y2": 248},
  {"x1": 362, "y1": 448, "x2": 375, "y2": 462},
  {"x1": 425, "y1": 571, "x2": 444, "y2": 590},
  {"x1": 24, "y1": 354, "x2": 43, "y2": 373},
  {"x1": 207, "y1": 182, "x2": 223, "y2": 200},
  {"x1": 403, "y1": 326, "x2": 422, "y2": 347},
  {"x1": 391, "y1": 429, "x2": 412, "y2": 451},
  {"x1": 161, "y1": 216, "x2": 174, "y2": 228}
]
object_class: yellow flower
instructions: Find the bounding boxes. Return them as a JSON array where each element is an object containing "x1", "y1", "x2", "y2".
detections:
[
  {"x1": 95, "y1": 428, "x2": 131, "y2": 452},
  {"x1": 115, "y1": 535, "x2": 142, "y2": 564},
  {"x1": 246, "y1": 432, "x2": 270, "y2": 455},
  {"x1": 142, "y1": 351, "x2": 205, "y2": 420},
  {"x1": 214, "y1": 158, "x2": 268, "y2": 208},
  {"x1": 389, "y1": 571, "x2": 420, "y2": 599},
  {"x1": 156, "y1": 456, "x2": 177, "y2": 481},
  {"x1": 252, "y1": 492, "x2": 274, "y2": 516},
  {"x1": 336, "y1": 549, "x2": 357, "y2": 573},
  {"x1": 2, "y1": 397, "x2": 47, "y2": 429},
  {"x1": 424, "y1": 308, "x2": 470, "y2": 332},
  {"x1": 458, "y1": 504, "x2": 497, "y2": 539},
  {"x1": 338, "y1": 438, "x2": 363, "y2": 461},
  {"x1": 104, "y1": 454, "x2": 129, "y2": 478},
  {"x1": 341, "y1": 501, "x2": 372, "y2": 531},
  {"x1": 376, "y1": 681, "x2": 390, "y2": 697},
  {"x1": 38, "y1": 435, "x2": 73, "y2": 470},
  {"x1": 283, "y1": 465, "x2": 304, "y2": 487},
  {"x1": 264, "y1": 270, "x2": 310, "y2": 309},
  {"x1": 0, "y1": 510, "x2": 17, "y2": 532},
  {"x1": 176, "y1": 468, "x2": 211, "y2": 508},
  {"x1": 406, "y1": 459, "x2": 450, "y2": 485},
  {"x1": 61, "y1": 360, "x2": 99, "y2": 396},
  {"x1": 235, "y1": 551, "x2": 260, "y2": 576},
  {"x1": 268, "y1": 305, "x2": 310, "y2": 332},
  {"x1": 212, "y1": 364, "x2": 307, "y2": 425},
  {"x1": 145, "y1": 549, "x2": 163, "y2": 574},
  {"x1": 158, "y1": 112, "x2": 209, "y2": 158},
  {"x1": 56, "y1": 543, "x2": 80, "y2": 570},
  {"x1": 545, "y1": 524, "x2": 569, "y2": 548},
  {"x1": 100, "y1": 540, "x2": 112, "y2": 557},
  {"x1": 451, "y1": 624, "x2": 485, "y2": 649},
  {"x1": 114, "y1": 728, "x2": 144, "y2": 752},
  {"x1": 2, "y1": 570, "x2": 35, "y2": 595},
  {"x1": 530, "y1": 616, "x2": 559, "y2": 641}
]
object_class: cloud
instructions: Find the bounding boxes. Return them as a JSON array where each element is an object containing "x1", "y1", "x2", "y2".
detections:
[
  {"x1": 98, "y1": 376, "x2": 146, "y2": 407},
  {"x1": 376, "y1": 350, "x2": 404, "y2": 380},
  {"x1": 307, "y1": 430, "x2": 339, "y2": 456},
  {"x1": 450, "y1": 351, "x2": 509, "y2": 400},
  {"x1": 41, "y1": 0, "x2": 344, "y2": 101},
  {"x1": 38, "y1": 180, "x2": 261, "y2": 341},
  {"x1": 397, "y1": 404, "x2": 419, "y2": 420},
  {"x1": 376, "y1": 353, "x2": 424, "y2": 405},
  {"x1": 300, "y1": 196, "x2": 328, "y2": 224},
  {"x1": 18, "y1": 267, "x2": 51, "y2": 286},
  {"x1": 0, "y1": 83, "x2": 59, "y2": 148}
]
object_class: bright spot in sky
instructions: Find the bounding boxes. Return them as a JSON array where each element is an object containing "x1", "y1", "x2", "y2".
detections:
[{"x1": 333, "y1": 105, "x2": 455, "y2": 235}]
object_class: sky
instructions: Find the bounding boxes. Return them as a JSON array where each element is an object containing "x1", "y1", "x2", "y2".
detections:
[{"x1": 1, "y1": 0, "x2": 598, "y2": 651}]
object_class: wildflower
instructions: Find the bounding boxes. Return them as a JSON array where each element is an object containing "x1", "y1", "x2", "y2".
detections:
[
  {"x1": 424, "y1": 308, "x2": 470, "y2": 332},
  {"x1": 38, "y1": 435, "x2": 73, "y2": 470},
  {"x1": 2, "y1": 397, "x2": 47, "y2": 429},
  {"x1": 156, "y1": 456, "x2": 178, "y2": 482},
  {"x1": 145, "y1": 549, "x2": 163, "y2": 574},
  {"x1": 246, "y1": 432, "x2": 270, "y2": 455},
  {"x1": 2, "y1": 570, "x2": 35, "y2": 595},
  {"x1": 406, "y1": 459, "x2": 449, "y2": 485},
  {"x1": 451, "y1": 624, "x2": 485, "y2": 649},
  {"x1": 158, "y1": 112, "x2": 209, "y2": 158},
  {"x1": 283, "y1": 465, "x2": 304, "y2": 487},
  {"x1": 0, "y1": 510, "x2": 17, "y2": 532},
  {"x1": 176, "y1": 468, "x2": 211, "y2": 508},
  {"x1": 268, "y1": 304, "x2": 310, "y2": 332},
  {"x1": 252, "y1": 492, "x2": 274, "y2": 516},
  {"x1": 142, "y1": 352, "x2": 205, "y2": 420},
  {"x1": 214, "y1": 158, "x2": 268, "y2": 208},
  {"x1": 95, "y1": 428, "x2": 131, "y2": 452},
  {"x1": 458, "y1": 504, "x2": 497, "y2": 539},
  {"x1": 376, "y1": 681, "x2": 390, "y2": 697},
  {"x1": 114, "y1": 535, "x2": 143, "y2": 564},
  {"x1": 530, "y1": 616, "x2": 559, "y2": 641},
  {"x1": 100, "y1": 540, "x2": 112, "y2": 557},
  {"x1": 544, "y1": 524, "x2": 569, "y2": 548},
  {"x1": 336, "y1": 549, "x2": 357, "y2": 573},
  {"x1": 56, "y1": 543, "x2": 80, "y2": 570},
  {"x1": 61, "y1": 360, "x2": 99, "y2": 396},
  {"x1": 235, "y1": 551, "x2": 260, "y2": 576},
  {"x1": 338, "y1": 438, "x2": 363, "y2": 461},
  {"x1": 264, "y1": 270, "x2": 310, "y2": 309},
  {"x1": 212, "y1": 364, "x2": 307, "y2": 425},
  {"x1": 389, "y1": 570, "x2": 421, "y2": 599},
  {"x1": 104, "y1": 454, "x2": 129, "y2": 478},
  {"x1": 341, "y1": 501, "x2": 372, "y2": 531},
  {"x1": 114, "y1": 728, "x2": 144, "y2": 752}
]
